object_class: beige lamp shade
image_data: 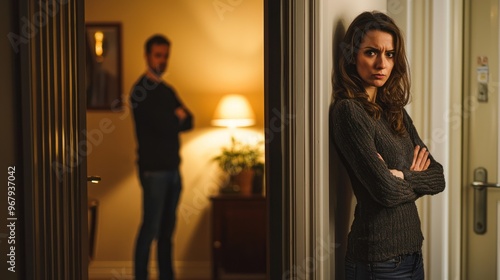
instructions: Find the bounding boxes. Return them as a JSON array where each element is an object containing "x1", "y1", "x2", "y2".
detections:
[{"x1": 212, "y1": 94, "x2": 256, "y2": 128}]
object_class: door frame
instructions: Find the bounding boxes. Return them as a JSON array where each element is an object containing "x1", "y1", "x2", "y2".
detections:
[
  {"x1": 388, "y1": 1, "x2": 463, "y2": 278},
  {"x1": 448, "y1": 0, "x2": 464, "y2": 278},
  {"x1": 19, "y1": 0, "x2": 89, "y2": 279},
  {"x1": 265, "y1": 0, "x2": 334, "y2": 278},
  {"x1": 395, "y1": 0, "x2": 463, "y2": 278}
]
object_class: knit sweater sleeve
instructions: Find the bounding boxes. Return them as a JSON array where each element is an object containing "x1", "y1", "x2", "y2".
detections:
[
  {"x1": 331, "y1": 100, "x2": 418, "y2": 207},
  {"x1": 401, "y1": 110, "x2": 446, "y2": 195},
  {"x1": 172, "y1": 92, "x2": 194, "y2": 132}
]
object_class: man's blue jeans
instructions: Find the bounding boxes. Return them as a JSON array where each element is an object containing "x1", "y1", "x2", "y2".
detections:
[{"x1": 134, "y1": 170, "x2": 182, "y2": 280}]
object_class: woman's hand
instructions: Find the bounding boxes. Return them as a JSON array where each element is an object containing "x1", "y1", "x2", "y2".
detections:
[
  {"x1": 389, "y1": 169, "x2": 404, "y2": 179},
  {"x1": 377, "y1": 145, "x2": 430, "y2": 180},
  {"x1": 377, "y1": 153, "x2": 405, "y2": 179},
  {"x1": 410, "y1": 145, "x2": 430, "y2": 171}
]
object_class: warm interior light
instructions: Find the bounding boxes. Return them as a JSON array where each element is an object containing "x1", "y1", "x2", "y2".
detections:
[
  {"x1": 94, "y1": 31, "x2": 104, "y2": 61},
  {"x1": 212, "y1": 94, "x2": 256, "y2": 128}
]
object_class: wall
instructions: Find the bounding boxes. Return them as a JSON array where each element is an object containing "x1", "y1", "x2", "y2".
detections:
[{"x1": 85, "y1": 0, "x2": 264, "y2": 278}]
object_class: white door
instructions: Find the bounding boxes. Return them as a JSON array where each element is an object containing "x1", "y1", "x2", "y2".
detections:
[{"x1": 464, "y1": 0, "x2": 500, "y2": 278}]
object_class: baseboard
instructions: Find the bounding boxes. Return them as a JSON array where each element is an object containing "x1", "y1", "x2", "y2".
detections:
[{"x1": 88, "y1": 260, "x2": 211, "y2": 279}]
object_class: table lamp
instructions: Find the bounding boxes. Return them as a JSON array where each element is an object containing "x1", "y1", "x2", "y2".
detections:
[
  {"x1": 211, "y1": 94, "x2": 255, "y2": 128},
  {"x1": 212, "y1": 94, "x2": 258, "y2": 195}
]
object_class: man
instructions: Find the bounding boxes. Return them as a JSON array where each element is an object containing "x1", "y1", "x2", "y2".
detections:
[{"x1": 130, "y1": 34, "x2": 193, "y2": 280}]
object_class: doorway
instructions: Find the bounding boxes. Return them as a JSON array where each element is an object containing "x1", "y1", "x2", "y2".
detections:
[{"x1": 84, "y1": 1, "x2": 266, "y2": 279}]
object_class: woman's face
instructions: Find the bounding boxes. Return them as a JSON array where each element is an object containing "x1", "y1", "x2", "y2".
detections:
[{"x1": 356, "y1": 30, "x2": 395, "y2": 97}]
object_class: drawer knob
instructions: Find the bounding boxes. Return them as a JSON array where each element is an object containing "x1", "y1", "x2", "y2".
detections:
[{"x1": 213, "y1": 241, "x2": 222, "y2": 248}]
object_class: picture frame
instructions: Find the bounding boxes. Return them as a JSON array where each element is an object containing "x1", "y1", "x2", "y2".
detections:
[{"x1": 85, "y1": 22, "x2": 123, "y2": 110}]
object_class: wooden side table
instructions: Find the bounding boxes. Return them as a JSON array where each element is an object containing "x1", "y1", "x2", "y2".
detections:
[{"x1": 210, "y1": 194, "x2": 267, "y2": 279}]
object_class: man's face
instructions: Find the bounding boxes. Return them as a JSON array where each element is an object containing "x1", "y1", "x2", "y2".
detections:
[{"x1": 146, "y1": 43, "x2": 170, "y2": 76}]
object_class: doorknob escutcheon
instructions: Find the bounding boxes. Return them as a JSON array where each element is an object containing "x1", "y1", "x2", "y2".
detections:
[{"x1": 471, "y1": 167, "x2": 500, "y2": 235}]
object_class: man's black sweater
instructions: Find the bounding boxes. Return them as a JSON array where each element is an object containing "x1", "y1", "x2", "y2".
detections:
[{"x1": 131, "y1": 75, "x2": 193, "y2": 173}]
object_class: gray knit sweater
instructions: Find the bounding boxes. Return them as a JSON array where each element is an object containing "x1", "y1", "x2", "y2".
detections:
[{"x1": 330, "y1": 99, "x2": 446, "y2": 262}]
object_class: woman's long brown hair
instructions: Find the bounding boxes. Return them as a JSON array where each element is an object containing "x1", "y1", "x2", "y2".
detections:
[{"x1": 333, "y1": 11, "x2": 410, "y2": 136}]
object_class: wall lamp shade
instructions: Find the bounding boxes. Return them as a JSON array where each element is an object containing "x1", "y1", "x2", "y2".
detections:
[
  {"x1": 212, "y1": 94, "x2": 255, "y2": 128},
  {"x1": 93, "y1": 31, "x2": 105, "y2": 62}
]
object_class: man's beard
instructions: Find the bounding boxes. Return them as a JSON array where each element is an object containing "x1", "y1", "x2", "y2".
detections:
[{"x1": 151, "y1": 64, "x2": 166, "y2": 76}]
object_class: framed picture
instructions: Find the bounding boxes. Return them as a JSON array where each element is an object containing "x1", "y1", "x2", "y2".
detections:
[{"x1": 85, "y1": 22, "x2": 123, "y2": 110}]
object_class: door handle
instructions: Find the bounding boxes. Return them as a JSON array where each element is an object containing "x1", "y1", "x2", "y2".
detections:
[
  {"x1": 471, "y1": 181, "x2": 500, "y2": 189},
  {"x1": 471, "y1": 167, "x2": 500, "y2": 234},
  {"x1": 87, "y1": 176, "x2": 101, "y2": 184}
]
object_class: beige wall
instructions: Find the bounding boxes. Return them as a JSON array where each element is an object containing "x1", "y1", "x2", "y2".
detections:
[{"x1": 85, "y1": 0, "x2": 264, "y2": 278}]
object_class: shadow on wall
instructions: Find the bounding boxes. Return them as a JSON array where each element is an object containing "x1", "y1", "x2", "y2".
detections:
[{"x1": 329, "y1": 18, "x2": 355, "y2": 280}]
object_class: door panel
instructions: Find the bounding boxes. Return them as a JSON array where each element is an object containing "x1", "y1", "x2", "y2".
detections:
[
  {"x1": 464, "y1": 0, "x2": 500, "y2": 278},
  {"x1": 19, "y1": 0, "x2": 88, "y2": 279}
]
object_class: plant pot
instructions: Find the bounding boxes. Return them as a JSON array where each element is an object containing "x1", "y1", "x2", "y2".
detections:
[{"x1": 229, "y1": 169, "x2": 255, "y2": 195}]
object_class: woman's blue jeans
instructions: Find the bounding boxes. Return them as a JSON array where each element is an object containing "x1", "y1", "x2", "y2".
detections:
[
  {"x1": 134, "y1": 170, "x2": 182, "y2": 280},
  {"x1": 345, "y1": 252, "x2": 424, "y2": 280}
]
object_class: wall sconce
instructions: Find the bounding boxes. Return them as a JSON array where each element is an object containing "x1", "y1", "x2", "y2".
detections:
[
  {"x1": 212, "y1": 94, "x2": 255, "y2": 129},
  {"x1": 94, "y1": 31, "x2": 105, "y2": 62}
]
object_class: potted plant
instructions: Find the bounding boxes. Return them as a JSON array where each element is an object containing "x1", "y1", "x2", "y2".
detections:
[{"x1": 213, "y1": 137, "x2": 264, "y2": 195}]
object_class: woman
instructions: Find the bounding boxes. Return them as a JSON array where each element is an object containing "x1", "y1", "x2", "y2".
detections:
[{"x1": 329, "y1": 11, "x2": 446, "y2": 279}]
